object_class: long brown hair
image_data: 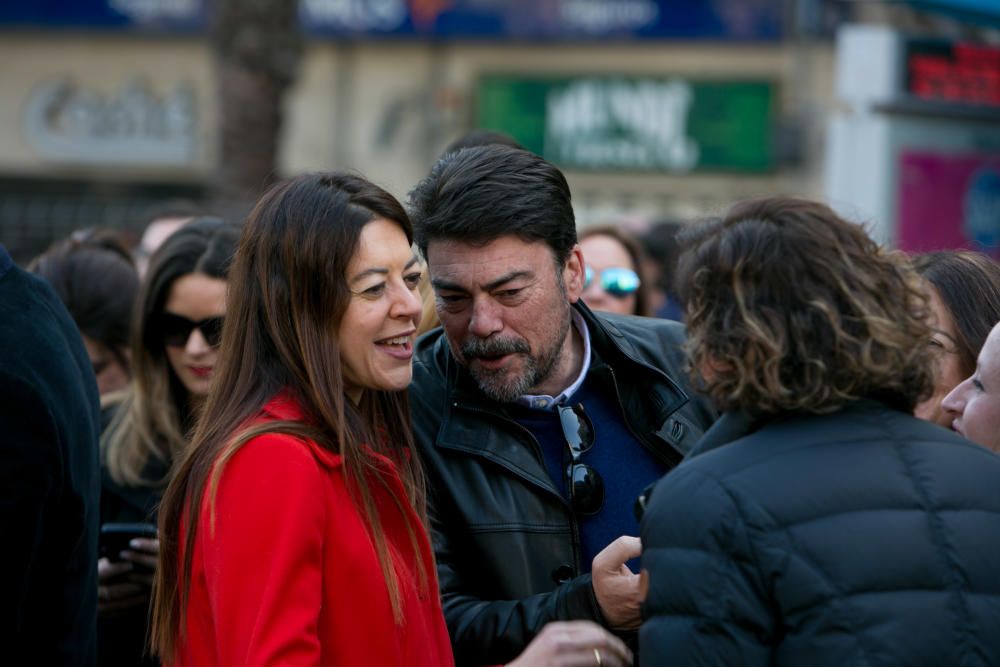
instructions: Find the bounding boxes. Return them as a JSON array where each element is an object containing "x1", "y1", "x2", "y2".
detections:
[
  {"x1": 102, "y1": 218, "x2": 239, "y2": 487},
  {"x1": 150, "y1": 173, "x2": 428, "y2": 661}
]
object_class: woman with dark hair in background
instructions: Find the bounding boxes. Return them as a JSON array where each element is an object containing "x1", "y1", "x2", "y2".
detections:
[
  {"x1": 98, "y1": 218, "x2": 240, "y2": 666},
  {"x1": 29, "y1": 229, "x2": 139, "y2": 398},
  {"x1": 579, "y1": 225, "x2": 651, "y2": 316},
  {"x1": 912, "y1": 250, "x2": 1000, "y2": 427},
  {"x1": 639, "y1": 197, "x2": 1000, "y2": 667}
]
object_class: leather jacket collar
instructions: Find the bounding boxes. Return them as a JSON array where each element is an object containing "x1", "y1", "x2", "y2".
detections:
[
  {"x1": 434, "y1": 301, "x2": 704, "y2": 470},
  {"x1": 448, "y1": 301, "x2": 690, "y2": 413}
]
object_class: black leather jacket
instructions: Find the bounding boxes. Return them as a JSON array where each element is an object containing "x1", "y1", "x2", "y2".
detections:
[{"x1": 410, "y1": 303, "x2": 714, "y2": 666}]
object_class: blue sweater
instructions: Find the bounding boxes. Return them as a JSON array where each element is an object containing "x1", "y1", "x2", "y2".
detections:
[{"x1": 510, "y1": 373, "x2": 668, "y2": 570}]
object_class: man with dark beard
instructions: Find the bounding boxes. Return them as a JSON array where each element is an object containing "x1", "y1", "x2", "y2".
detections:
[{"x1": 407, "y1": 145, "x2": 714, "y2": 667}]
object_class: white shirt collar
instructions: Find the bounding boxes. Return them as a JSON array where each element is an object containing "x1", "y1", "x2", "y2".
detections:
[{"x1": 515, "y1": 310, "x2": 591, "y2": 411}]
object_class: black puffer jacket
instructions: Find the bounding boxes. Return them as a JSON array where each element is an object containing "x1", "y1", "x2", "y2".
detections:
[
  {"x1": 640, "y1": 399, "x2": 1000, "y2": 667},
  {"x1": 410, "y1": 302, "x2": 714, "y2": 666}
]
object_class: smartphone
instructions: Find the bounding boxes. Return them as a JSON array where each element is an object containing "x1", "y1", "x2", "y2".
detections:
[{"x1": 100, "y1": 522, "x2": 158, "y2": 565}]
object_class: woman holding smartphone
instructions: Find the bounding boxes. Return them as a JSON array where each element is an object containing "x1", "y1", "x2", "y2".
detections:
[
  {"x1": 99, "y1": 218, "x2": 240, "y2": 666},
  {"x1": 149, "y1": 173, "x2": 631, "y2": 667}
]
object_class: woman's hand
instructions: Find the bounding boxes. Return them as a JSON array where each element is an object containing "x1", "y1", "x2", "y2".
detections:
[
  {"x1": 97, "y1": 557, "x2": 144, "y2": 611},
  {"x1": 506, "y1": 621, "x2": 633, "y2": 667},
  {"x1": 120, "y1": 536, "x2": 160, "y2": 587},
  {"x1": 97, "y1": 537, "x2": 160, "y2": 612}
]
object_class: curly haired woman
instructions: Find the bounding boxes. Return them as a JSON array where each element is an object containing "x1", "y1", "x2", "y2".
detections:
[{"x1": 639, "y1": 197, "x2": 1000, "y2": 667}]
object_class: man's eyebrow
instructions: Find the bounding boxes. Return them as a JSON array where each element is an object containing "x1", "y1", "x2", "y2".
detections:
[
  {"x1": 350, "y1": 255, "x2": 420, "y2": 284},
  {"x1": 484, "y1": 270, "x2": 533, "y2": 291},
  {"x1": 432, "y1": 270, "x2": 534, "y2": 293},
  {"x1": 431, "y1": 276, "x2": 465, "y2": 292}
]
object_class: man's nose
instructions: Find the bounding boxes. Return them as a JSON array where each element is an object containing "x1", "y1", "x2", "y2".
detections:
[{"x1": 469, "y1": 298, "x2": 503, "y2": 338}]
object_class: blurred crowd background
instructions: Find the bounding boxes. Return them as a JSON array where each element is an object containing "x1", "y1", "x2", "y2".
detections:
[
  {"x1": 1, "y1": 0, "x2": 998, "y2": 264},
  {"x1": 4, "y1": 4, "x2": 1000, "y2": 665}
]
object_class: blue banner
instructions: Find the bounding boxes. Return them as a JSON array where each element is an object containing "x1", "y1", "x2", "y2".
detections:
[
  {"x1": 300, "y1": 0, "x2": 783, "y2": 40},
  {"x1": 0, "y1": 0, "x2": 784, "y2": 41},
  {"x1": 0, "y1": 0, "x2": 205, "y2": 30}
]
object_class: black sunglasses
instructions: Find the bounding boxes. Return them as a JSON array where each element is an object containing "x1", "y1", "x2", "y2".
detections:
[
  {"x1": 558, "y1": 403, "x2": 604, "y2": 515},
  {"x1": 159, "y1": 313, "x2": 225, "y2": 348}
]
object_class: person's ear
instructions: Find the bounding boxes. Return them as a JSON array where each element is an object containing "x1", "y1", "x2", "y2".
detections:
[{"x1": 563, "y1": 245, "x2": 586, "y2": 303}]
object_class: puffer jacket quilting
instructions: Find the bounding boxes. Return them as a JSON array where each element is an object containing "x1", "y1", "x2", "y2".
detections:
[{"x1": 640, "y1": 400, "x2": 1000, "y2": 667}]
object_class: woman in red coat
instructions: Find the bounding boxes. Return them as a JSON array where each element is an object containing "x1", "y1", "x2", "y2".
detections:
[
  {"x1": 149, "y1": 173, "x2": 452, "y2": 666},
  {"x1": 148, "y1": 172, "x2": 632, "y2": 667}
]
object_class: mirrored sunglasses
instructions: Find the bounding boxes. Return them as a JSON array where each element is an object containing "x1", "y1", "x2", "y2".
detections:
[
  {"x1": 583, "y1": 266, "x2": 641, "y2": 299},
  {"x1": 159, "y1": 313, "x2": 225, "y2": 348}
]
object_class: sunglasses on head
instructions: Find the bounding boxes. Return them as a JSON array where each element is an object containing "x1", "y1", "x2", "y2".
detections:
[
  {"x1": 159, "y1": 313, "x2": 225, "y2": 348},
  {"x1": 583, "y1": 266, "x2": 640, "y2": 298},
  {"x1": 557, "y1": 403, "x2": 604, "y2": 516}
]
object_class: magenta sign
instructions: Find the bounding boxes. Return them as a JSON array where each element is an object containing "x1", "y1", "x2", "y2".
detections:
[{"x1": 898, "y1": 150, "x2": 1000, "y2": 257}]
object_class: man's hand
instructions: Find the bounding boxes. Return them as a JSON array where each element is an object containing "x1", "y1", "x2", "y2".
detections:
[
  {"x1": 592, "y1": 536, "x2": 643, "y2": 630},
  {"x1": 506, "y1": 621, "x2": 632, "y2": 667}
]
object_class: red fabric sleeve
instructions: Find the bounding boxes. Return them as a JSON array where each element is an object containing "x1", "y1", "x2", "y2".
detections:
[{"x1": 199, "y1": 434, "x2": 326, "y2": 667}]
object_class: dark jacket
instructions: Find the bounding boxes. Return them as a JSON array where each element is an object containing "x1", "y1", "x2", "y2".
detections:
[
  {"x1": 640, "y1": 399, "x2": 1000, "y2": 667},
  {"x1": 99, "y1": 403, "x2": 168, "y2": 527},
  {"x1": 0, "y1": 246, "x2": 101, "y2": 666},
  {"x1": 97, "y1": 406, "x2": 165, "y2": 667},
  {"x1": 410, "y1": 303, "x2": 714, "y2": 666}
]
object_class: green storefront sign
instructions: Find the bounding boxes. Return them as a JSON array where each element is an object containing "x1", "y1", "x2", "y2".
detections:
[{"x1": 477, "y1": 76, "x2": 775, "y2": 173}]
